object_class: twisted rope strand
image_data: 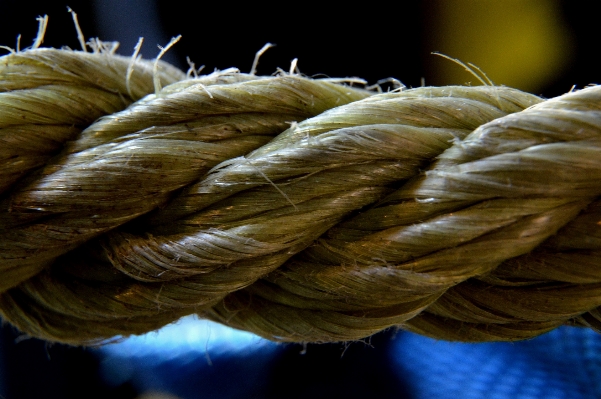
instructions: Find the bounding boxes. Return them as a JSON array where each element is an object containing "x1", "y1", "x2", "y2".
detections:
[
  {"x1": 1, "y1": 47, "x2": 601, "y2": 345},
  {"x1": 207, "y1": 86, "x2": 601, "y2": 342}
]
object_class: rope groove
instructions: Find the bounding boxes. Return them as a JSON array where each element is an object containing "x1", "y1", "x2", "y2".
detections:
[{"x1": 1, "y1": 47, "x2": 601, "y2": 344}]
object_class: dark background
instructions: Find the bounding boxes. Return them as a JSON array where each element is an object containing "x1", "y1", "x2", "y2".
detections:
[
  {"x1": 1, "y1": 1, "x2": 598, "y2": 97},
  {"x1": 1, "y1": 1, "x2": 600, "y2": 398}
]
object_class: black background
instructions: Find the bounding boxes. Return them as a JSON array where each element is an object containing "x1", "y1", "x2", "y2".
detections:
[{"x1": 2, "y1": 1, "x2": 598, "y2": 97}]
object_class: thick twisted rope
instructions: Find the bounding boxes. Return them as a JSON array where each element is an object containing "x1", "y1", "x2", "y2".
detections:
[{"x1": 1, "y1": 46, "x2": 601, "y2": 345}]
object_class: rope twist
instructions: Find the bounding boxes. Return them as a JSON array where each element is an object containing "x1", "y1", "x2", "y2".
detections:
[{"x1": 2, "y1": 47, "x2": 601, "y2": 344}]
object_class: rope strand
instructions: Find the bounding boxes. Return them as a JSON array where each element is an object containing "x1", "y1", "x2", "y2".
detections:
[{"x1": 2, "y1": 47, "x2": 601, "y2": 345}]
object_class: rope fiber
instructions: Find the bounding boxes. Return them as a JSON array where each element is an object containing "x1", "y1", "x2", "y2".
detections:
[{"x1": 2, "y1": 46, "x2": 601, "y2": 345}]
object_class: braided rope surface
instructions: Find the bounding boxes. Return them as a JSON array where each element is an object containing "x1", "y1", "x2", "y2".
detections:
[{"x1": 2, "y1": 47, "x2": 601, "y2": 345}]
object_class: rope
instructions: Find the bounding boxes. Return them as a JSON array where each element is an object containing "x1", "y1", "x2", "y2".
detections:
[{"x1": 2, "y1": 47, "x2": 601, "y2": 345}]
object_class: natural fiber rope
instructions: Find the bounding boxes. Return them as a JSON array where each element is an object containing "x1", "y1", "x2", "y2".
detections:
[{"x1": 2, "y1": 46, "x2": 601, "y2": 345}]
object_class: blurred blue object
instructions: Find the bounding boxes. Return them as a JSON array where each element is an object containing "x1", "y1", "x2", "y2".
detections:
[
  {"x1": 99, "y1": 317, "x2": 601, "y2": 399},
  {"x1": 390, "y1": 326, "x2": 601, "y2": 399},
  {"x1": 102, "y1": 315, "x2": 274, "y2": 361},
  {"x1": 100, "y1": 316, "x2": 278, "y2": 398}
]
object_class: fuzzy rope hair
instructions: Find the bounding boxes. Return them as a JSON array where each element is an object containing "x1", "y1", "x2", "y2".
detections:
[{"x1": 1, "y1": 46, "x2": 601, "y2": 345}]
